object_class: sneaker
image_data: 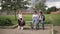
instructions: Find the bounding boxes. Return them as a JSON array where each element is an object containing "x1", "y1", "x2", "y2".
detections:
[
  {"x1": 18, "y1": 26, "x2": 20, "y2": 29},
  {"x1": 21, "y1": 27, "x2": 23, "y2": 30}
]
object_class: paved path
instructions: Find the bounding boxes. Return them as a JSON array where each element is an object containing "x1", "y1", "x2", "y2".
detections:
[{"x1": 0, "y1": 26, "x2": 52, "y2": 34}]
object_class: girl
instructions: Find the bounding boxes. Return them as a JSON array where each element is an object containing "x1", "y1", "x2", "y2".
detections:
[
  {"x1": 17, "y1": 10, "x2": 25, "y2": 30},
  {"x1": 31, "y1": 11, "x2": 39, "y2": 30}
]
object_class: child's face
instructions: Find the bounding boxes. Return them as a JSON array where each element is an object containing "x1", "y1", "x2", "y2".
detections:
[
  {"x1": 39, "y1": 13, "x2": 41, "y2": 14},
  {"x1": 33, "y1": 11, "x2": 37, "y2": 14},
  {"x1": 39, "y1": 12, "x2": 43, "y2": 15}
]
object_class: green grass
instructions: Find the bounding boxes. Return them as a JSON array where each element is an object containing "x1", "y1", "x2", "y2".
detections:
[
  {"x1": 50, "y1": 14, "x2": 60, "y2": 26},
  {"x1": 0, "y1": 14, "x2": 60, "y2": 26},
  {"x1": 0, "y1": 15, "x2": 18, "y2": 25},
  {"x1": 23, "y1": 14, "x2": 32, "y2": 21}
]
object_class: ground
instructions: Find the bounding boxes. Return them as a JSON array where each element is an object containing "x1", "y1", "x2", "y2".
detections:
[
  {"x1": 0, "y1": 25, "x2": 51, "y2": 34},
  {"x1": 54, "y1": 26, "x2": 60, "y2": 34}
]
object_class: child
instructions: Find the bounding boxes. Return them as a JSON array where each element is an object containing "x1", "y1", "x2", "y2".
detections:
[
  {"x1": 17, "y1": 10, "x2": 25, "y2": 30},
  {"x1": 39, "y1": 11, "x2": 45, "y2": 30},
  {"x1": 31, "y1": 11, "x2": 39, "y2": 30}
]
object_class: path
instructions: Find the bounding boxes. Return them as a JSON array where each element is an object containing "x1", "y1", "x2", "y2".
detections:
[
  {"x1": 0, "y1": 25, "x2": 52, "y2": 34},
  {"x1": 54, "y1": 26, "x2": 60, "y2": 34}
]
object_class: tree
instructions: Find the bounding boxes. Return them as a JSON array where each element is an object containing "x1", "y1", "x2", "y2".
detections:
[
  {"x1": 47, "y1": 6, "x2": 58, "y2": 14},
  {"x1": 35, "y1": 0, "x2": 46, "y2": 13},
  {"x1": 1, "y1": 0, "x2": 29, "y2": 19}
]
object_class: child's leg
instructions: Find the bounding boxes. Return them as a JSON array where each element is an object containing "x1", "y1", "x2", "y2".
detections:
[
  {"x1": 31, "y1": 19, "x2": 35, "y2": 29},
  {"x1": 18, "y1": 25, "x2": 20, "y2": 29},
  {"x1": 18, "y1": 20, "x2": 20, "y2": 29},
  {"x1": 41, "y1": 21, "x2": 44, "y2": 30},
  {"x1": 35, "y1": 20, "x2": 39, "y2": 29},
  {"x1": 20, "y1": 26, "x2": 24, "y2": 30}
]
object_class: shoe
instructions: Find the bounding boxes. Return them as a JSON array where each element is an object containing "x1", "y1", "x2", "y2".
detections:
[
  {"x1": 18, "y1": 26, "x2": 20, "y2": 29},
  {"x1": 21, "y1": 27, "x2": 23, "y2": 30}
]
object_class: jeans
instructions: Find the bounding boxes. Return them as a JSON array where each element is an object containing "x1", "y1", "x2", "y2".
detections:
[
  {"x1": 39, "y1": 20, "x2": 44, "y2": 30},
  {"x1": 31, "y1": 18, "x2": 39, "y2": 29}
]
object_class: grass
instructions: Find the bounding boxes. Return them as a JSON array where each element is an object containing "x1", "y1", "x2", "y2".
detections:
[
  {"x1": 0, "y1": 14, "x2": 60, "y2": 26},
  {"x1": 23, "y1": 14, "x2": 32, "y2": 21},
  {"x1": 50, "y1": 14, "x2": 60, "y2": 26},
  {"x1": 0, "y1": 15, "x2": 18, "y2": 25}
]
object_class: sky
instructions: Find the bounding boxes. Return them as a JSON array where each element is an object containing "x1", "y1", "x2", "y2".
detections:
[
  {"x1": 27, "y1": 0, "x2": 60, "y2": 9},
  {"x1": 45, "y1": 0, "x2": 60, "y2": 8}
]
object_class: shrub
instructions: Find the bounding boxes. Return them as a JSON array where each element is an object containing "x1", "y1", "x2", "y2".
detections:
[{"x1": 0, "y1": 18, "x2": 13, "y2": 26}]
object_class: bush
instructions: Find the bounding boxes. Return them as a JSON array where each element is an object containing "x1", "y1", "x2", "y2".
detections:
[{"x1": 0, "y1": 18, "x2": 13, "y2": 26}]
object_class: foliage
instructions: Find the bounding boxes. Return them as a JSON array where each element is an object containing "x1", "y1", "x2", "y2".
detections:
[
  {"x1": 1, "y1": 0, "x2": 29, "y2": 20},
  {"x1": 50, "y1": 14, "x2": 60, "y2": 26},
  {"x1": 0, "y1": 18, "x2": 13, "y2": 26},
  {"x1": 46, "y1": 6, "x2": 58, "y2": 14},
  {"x1": 0, "y1": 14, "x2": 60, "y2": 26},
  {"x1": 1, "y1": 0, "x2": 29, "y2": 10},
  {"x1": 0, "y1": 15, "x2": 17, "y2": 26},
  {"x1": 35, "y1": 0, "x2": 47, "y2": 13}
]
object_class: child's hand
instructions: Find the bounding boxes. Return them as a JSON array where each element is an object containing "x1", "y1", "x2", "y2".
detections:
[
  {"x1": 39, "y1": 18, "x2": 43, "y2": 21},
  {"x1": 21, "y1": 20, "x2": 23, "y2": 22}
]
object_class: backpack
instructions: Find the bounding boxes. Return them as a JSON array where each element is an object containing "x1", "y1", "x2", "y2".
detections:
[{"x1": 43, "y1": 15, "x2": 45, "y2": 21}]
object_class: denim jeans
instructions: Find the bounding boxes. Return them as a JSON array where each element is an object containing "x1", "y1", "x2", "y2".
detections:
[
  {"x1": 39, "y1": 20, "x2": 44, "y2": 30},
  {"x1": 31, "y1": 18, "x2": 39, "y2": 29}
]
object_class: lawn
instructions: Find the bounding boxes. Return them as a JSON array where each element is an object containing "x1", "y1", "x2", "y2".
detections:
[
  {"x1": 50, "y1": 14, "x2": 60, "y2": 26},
  {"x1": 0, "y1": 14, "x2": 60, "y2": 26}
]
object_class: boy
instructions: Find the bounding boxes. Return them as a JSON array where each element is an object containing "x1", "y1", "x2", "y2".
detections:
[{"x1": 39, "y1": 11, "x2": 45, "y2": 30}]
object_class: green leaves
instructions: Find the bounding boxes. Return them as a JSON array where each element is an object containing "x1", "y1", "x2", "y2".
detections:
[
  {"x1": 1, "y1": 0, "x2": 29, "y2": 10},
  {"x1": 35, "y1": 2, "x2": 46, "y2": 11},
  {"x1": 34, "y1": 0, "x2": 46, "y2": 13}
]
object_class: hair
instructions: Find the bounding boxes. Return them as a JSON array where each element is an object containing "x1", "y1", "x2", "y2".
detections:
[
  {"x1": 40, "y1": 11, "x2": 43, "y2": 14},
  {"x1": 39, "y1": 11, "x2": 44, "y2": 15},
  {"x1": 18, "y1": 10, "x2": 22, "y2": 14},
  {"x1": 34, "y1": 11, "x2": 37, "y2": 14}
]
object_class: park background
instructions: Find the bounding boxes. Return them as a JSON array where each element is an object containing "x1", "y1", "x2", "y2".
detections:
[{"x1": 0, "y1": 0, "x2": 60, "y2": 34}]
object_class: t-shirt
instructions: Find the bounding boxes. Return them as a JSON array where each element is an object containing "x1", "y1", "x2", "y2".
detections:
[
  {"x1": 18, "y1": 14, "x2": 22, "y2": 19},
  {"x1": 39, "y1": 15, "x2": 43, "y2": 20},
  {"x1": 32, "y1": 14, "x2": 39, "y2": 19}
]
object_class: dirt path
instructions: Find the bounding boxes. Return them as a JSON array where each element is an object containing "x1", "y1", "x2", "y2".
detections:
[
  {"x1": 0, "y1": 26, "x2": 51, "y2": 34},
  {"x1": 54, "y1": 26, "x2": 60, "y2": 34}
]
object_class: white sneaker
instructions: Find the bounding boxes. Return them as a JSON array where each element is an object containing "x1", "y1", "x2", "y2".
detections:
[
  {"x1": 18, "y1": 26, "x2": 20, "y2": 29},
  {"x1": 21, "y1": 27, "x2": 23, "y2": 30}
]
